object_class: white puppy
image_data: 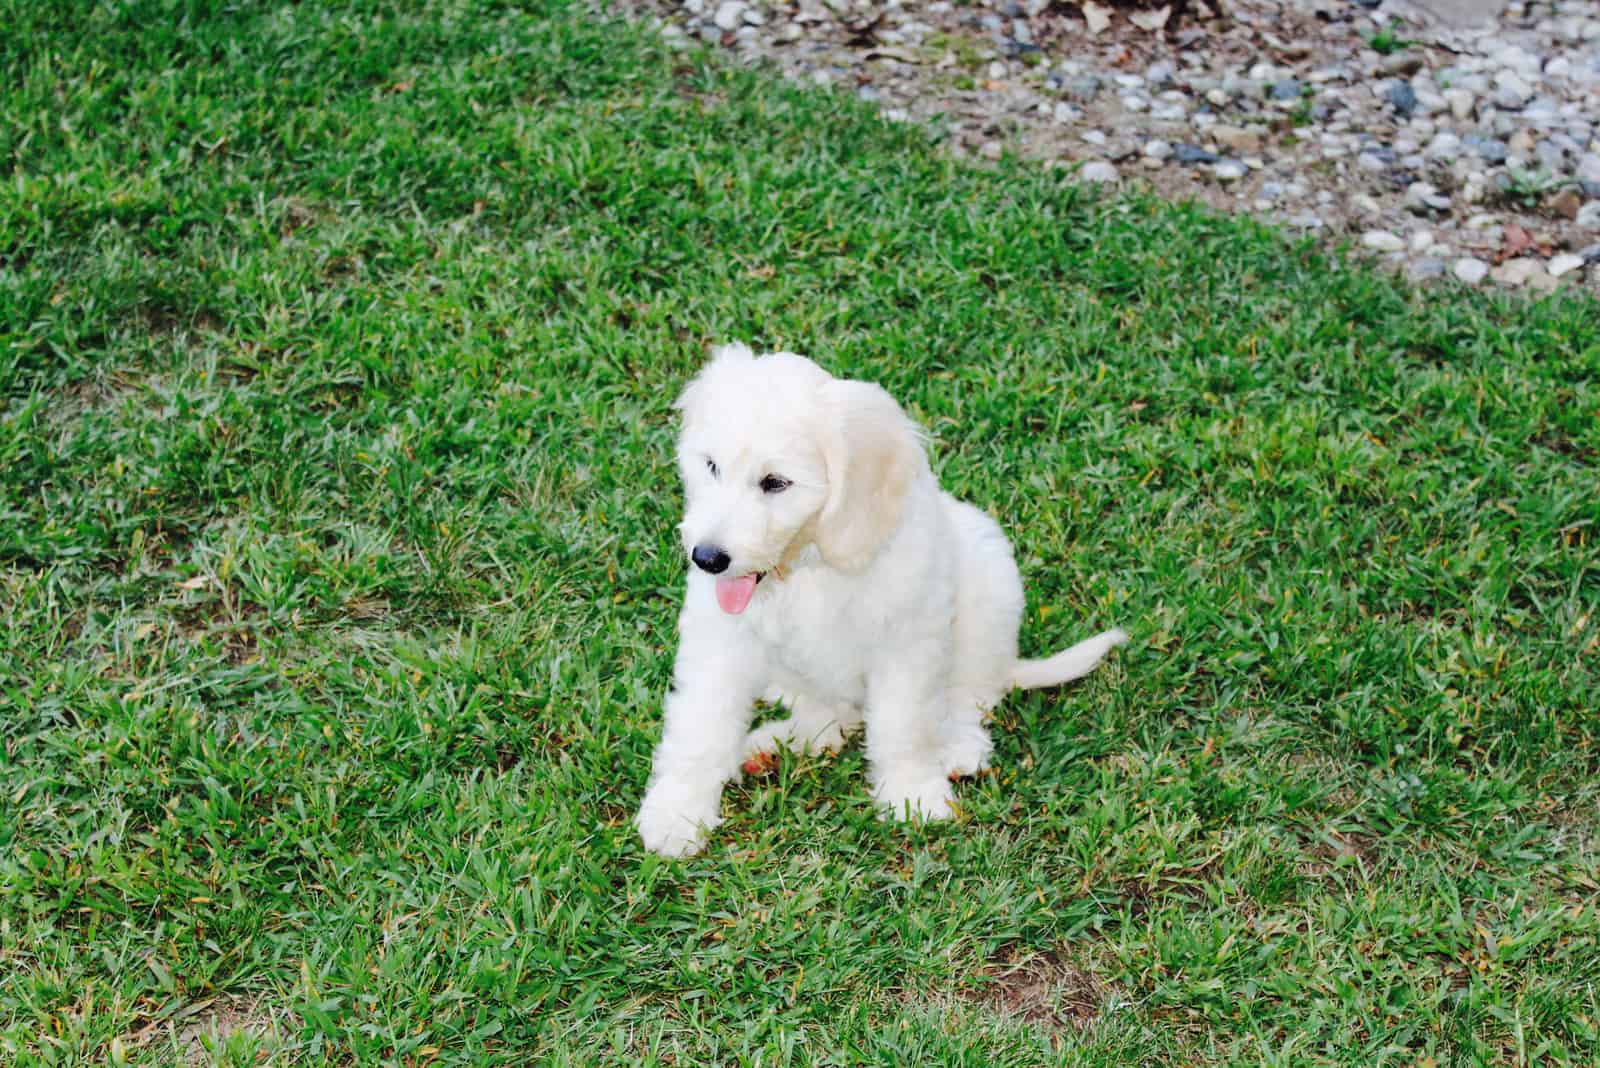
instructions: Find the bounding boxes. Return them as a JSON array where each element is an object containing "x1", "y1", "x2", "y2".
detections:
[{"x1": 636, "y1": 344, "x2": 1127, "y2": 857}]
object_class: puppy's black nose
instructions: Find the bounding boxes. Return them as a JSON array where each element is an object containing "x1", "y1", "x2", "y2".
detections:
[{"x1": 691, "y1": 544, "x2": 731, "y2": 574}]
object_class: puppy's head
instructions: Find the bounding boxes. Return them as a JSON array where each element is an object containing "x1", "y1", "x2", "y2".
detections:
[{"x1": 674, "y1": 343, "x2": 925, "y2": 614}]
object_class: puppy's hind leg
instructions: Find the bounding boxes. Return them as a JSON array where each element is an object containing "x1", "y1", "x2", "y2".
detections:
[
  {"x1": 742, "y1": 692, "x2": 862, "y2": 773},
  {"x1": 938, "y1": 689, "x2": 996, "y2": 781},
  {"x1": 865, "y1": 654, "x2": 957, "y2": 822}
]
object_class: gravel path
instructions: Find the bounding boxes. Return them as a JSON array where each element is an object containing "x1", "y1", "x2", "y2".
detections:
[{"x1": 620, "y1": 0, "x2": 1600, "y2": 295}]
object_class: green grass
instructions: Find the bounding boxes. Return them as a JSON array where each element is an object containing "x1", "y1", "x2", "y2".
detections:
[
  {"x1": 3, "y1": 0, "x2": 1599, "y2": 1064},
  {"x1": 1365, "y1": 25, "x2": 1415, "y2": 57}
]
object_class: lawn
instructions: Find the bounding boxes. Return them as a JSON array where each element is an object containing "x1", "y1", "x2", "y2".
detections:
[{"x1": 2, "y1": 0, "x2": 1599, "y2": 1063}]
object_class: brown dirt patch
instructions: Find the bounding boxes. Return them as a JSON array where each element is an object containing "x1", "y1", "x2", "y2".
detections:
[
  {"x1": 966, "y1": 946, "x2": 1109, "y2": 1033},
  {"x1": 1301, "y1": 827, "x2": 1380, "y2": 877},
  {"x1": 173, "y1": 995, "x2": 295, "y2": 1063}
]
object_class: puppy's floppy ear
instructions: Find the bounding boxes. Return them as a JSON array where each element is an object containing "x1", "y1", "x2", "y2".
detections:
[
  {"x1": 673, "y1": 342, "x2": 756, "y2": 416},
  {"x1": 813, "y1": 378, "x2": 927, "y2": 571}
]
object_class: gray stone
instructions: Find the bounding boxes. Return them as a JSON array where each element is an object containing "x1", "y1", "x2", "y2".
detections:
[
  {"x1": 1404, "y1": 181, "x2": 1452, "y2": 212},
  {"x1": 1361, "y1": 229, "x2": 1407, "y2": 252},
  {"x1": 1453, "y1": 257, "x2": 1491, "y2": 283},
  {"x1": 1579, "y1": 242, "x2": 1600, "y2": 265},
  {"x1": 1143, "y1": 138, "x2": 1174, "y2": 161},
  {"x1": 1213, "y1": 159, "x2": 1248, "y2": 181},
  {"x1": 1357, "y1": 145, "x2": 1398, "y2": 172},
  {"x1": 1066, "y1": 76, "x2": 1103, "y2": 102},
  {"x1": 1222, "y1": 73, "x2": 1258, "y2": 98},
  {"x1": 1466, "y1": 135, "x2": 1510, "y2": 164},
  {"x1": 1528, "y1": 269, "x2": 1562, "y2": 294},
  {"x1": 1444, "y1": 88, "x2": 1478, "y2": 120},
  {"x1": 1174, "y1": 143, "x2": 1220, "y2": 165},
  {"x1": 1523, "y1": 96, "x2": 1561, "y2": 120},
  {"x1": 1490, "y1": 257, "x2": 1544, "y2": 286},
  {"x1": 1404, "y1": 0, "x2": 1501, "y2": 29},
  {"x1": 1414, "y1": 88, "x2": 1448, "y2": 116},
  {"x1": 1492, "y1": 71, "x2": 1531, "y2": 110},
  {"x1": 1210, "y1": 124, "x2": 1262, "y2": 154},
  {"x1": 1270, "y1": 79, "x2": 1303, "y2": 101},
  {"x1": 1492, "y1": 87, "x2": 1528, "y2": 111},
  {"x1": 1381, "y1": 52, "x2": 1425, "y2": 78},
  {"x1": 1534, "y1": 140, "x2": 1566, "y2": 172},
  {"x1": 1548, "y1": 253, "x2": 1585, "y2": 277},
  {"x1": 1145, "y1": 61, "x2": 1176, "y2": 88},
  {"x1": 1425, "y1": 131, "x2": 1462, "y2": 160},
  {"x1": 1408, "y1": 258, "x2": 1448, "y2": 281},
  {"x1": 1494, "y1": 45, "x2": 1543, "y2": 77},
  {"x1": 1386, "y1": 82, "x2": 1419, "y2": 115},
  {"x1": 713, "y1": 0, "x2": 745, "y2": 30},
  {"x1": 1079, "y1": 160, "x2": 1119, "y2": 183}
]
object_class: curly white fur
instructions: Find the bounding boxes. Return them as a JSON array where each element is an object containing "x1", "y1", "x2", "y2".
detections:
[{"x1": 636, "y1": 344, "x2": 1127, "y2": 857}]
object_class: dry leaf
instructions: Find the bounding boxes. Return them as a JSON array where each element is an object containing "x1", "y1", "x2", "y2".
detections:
[
  {"x1": 176, "y1": 575, "x2": 209, "y2": 590},
  {"x1": 1498, "y1": 222, "x2": 1535, "y2": 262},
  {"x1": 1129, "y1": 5, "x2": 1171, "y2": 30}
]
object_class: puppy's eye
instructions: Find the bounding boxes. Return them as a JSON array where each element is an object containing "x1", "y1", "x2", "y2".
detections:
[
  {"x1": 760, "y1": 474, "x2": 791, "y2": 494},
  {"x1": 705, "y1": 458, "x2": 719, "y2": 479}
]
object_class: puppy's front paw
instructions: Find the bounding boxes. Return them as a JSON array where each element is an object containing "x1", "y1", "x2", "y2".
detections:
[
  {"x1": 742, "y1": 719, "x2": 849, "y2": 772},
  {"x1": 939, "y1": 722, "x2": 994, "y2": 781},
  {"x1": 636, "y1": 781, "x2": 721, "y2": 858},
  {"x1": 740, "y1": 750, "x2": 780, "y2": 778},
  {"x1": 873, "y1": 774, "x2": 956, "y2": 823}
]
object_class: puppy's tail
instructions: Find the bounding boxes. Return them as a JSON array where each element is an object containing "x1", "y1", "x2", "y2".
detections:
[{"x1": 1010, "y1": 628, "x2": 1129, "y2": 691}]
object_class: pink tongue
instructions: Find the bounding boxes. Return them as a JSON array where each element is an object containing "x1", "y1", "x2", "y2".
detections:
[{"x1": 715, "y1": 574, "x2": 759, "y2": 615}]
